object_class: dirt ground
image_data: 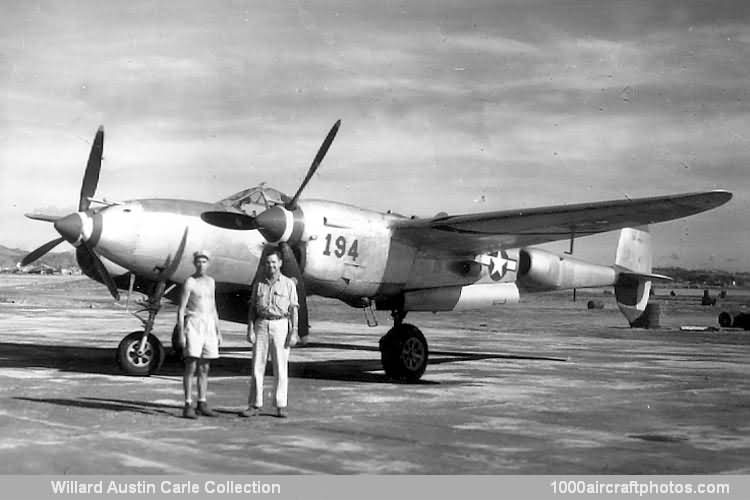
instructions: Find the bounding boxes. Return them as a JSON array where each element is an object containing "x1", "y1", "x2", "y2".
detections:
[{"x1": 0, "y1": 274, "x2": 749, "y2": 474}]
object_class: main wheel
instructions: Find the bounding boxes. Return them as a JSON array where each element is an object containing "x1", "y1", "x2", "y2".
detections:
[
  {"x1": 379, "y1": 323, "x2": 428, "y2": 382},
  {"x1": 116, "y1": 331, "x2": 165, "y2": 376}
]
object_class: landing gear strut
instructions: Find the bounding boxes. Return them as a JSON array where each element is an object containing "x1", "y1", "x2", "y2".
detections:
[
  {"x1": 115, "y1": 281, "x2": 170, "y2": 376},
  {"x1": 379, "y1": 309, "x2": 429, "y2": 382}
]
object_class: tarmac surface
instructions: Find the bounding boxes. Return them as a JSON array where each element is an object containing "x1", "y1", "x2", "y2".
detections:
[{"x1": 1, "y1": 275, "x2": 749, "y2": 474}]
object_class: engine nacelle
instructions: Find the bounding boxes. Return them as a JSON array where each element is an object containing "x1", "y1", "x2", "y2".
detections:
[
  {"x1": 516, "y1": 248, "x2": 616, "y2": 292},
  {"x1": 403, "y1": 283, "x2": 520, "y2": 312}
]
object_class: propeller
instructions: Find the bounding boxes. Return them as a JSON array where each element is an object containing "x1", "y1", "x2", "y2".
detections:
[
  {"x1": 24, "y1": 213, "x2": 63, "y2": 223},
  {"x1": 77, "y1": 244, "x2": 120, "y2": 300},
  {"x1": 21, "y1": 237, "x2": 65, "y2": 267},
  {"x1": 201, "y1": 120, "x2": 342, "y2": 343},
  {"x1": 287, "y1": 119, "x2": 340, "y2": 210},
  {"x1": 279, "y1": 242, "x2": 309, "y2": 341},
  {"x1": 263, "y1": 121, "x2": 340, "y2": 342},
  {"x1": 21, "y1": 126, "x2": 119, "y2": 300},
  {"x1": 199, "y1": 119, "x2": 341, "y2": 232},
  {"x1": 79, "y1": 126, "x2": 104, "y2": 211}
]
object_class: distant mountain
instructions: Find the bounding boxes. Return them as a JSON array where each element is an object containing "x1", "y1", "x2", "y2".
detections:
[
  {"x1": 0, "y1": 244, "x2": 78, "y2": 270},
  {"x1": 0, "y1": 245, "x2": 26, "y2": 268}
]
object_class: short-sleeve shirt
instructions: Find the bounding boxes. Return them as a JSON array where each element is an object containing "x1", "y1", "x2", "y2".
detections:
[{"x1": 252, "y1": 274, "x2": 299, "y2": 318}]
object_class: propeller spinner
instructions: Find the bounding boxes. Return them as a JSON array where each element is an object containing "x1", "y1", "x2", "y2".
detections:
[{"x1": 21, "y1": 126, "x2": 120, "y2": 300}]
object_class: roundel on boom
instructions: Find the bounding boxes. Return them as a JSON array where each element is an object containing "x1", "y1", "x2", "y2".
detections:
[{"x1": 487, "y1": 249, "x2": 517, "y2": 281}]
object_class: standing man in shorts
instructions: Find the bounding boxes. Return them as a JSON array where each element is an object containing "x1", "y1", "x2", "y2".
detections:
[
  {"x1": 177, "y1": 250, "x2": 222, "y2": 419},
  {"x1": 240, "y1": 250, "x2": 298, "y2": 418}
]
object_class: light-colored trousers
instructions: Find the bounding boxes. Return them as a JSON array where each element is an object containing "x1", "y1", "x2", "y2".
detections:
[{"x1": 249, "y1": 318, "x2": 290, "y2": 409}]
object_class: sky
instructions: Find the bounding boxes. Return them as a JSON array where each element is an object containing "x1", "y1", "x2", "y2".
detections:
[{"x1": 1, "y1": 0, "x2": 749, "y2": 271}]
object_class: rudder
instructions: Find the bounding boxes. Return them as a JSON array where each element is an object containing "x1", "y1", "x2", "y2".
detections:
[{"x1": 614, "y1": 227, "x2": 654, "y2": 324}]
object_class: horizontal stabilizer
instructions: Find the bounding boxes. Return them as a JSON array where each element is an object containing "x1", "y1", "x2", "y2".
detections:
[{"x1": 616, "y1": 269, "x2": 673, "y2": 282}]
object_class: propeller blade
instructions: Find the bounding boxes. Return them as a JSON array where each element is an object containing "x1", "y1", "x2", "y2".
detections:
[
  {"x1": 159, "y1": 227, "x2": 189, "y2": 279},
  {"x1": 296, "y1": 277, "x2": 310, "y2": 342},
  {"x1": 21, "y1": 237, "x2": 65, "y2": 266},
  {"x1": 279, "y1": 242, "x2": 309, "y2": 340},
  {"x1": 200, "y1": 211, "x2": 258, "y2": 231},
  {"x1": 81, "y1": 243, "x2": 120, "y2": 300},
  {"x1": 79, "y1": 126, "x2": 104, "y2": 212},
  {"x1": 24, "y1": 213, "x2": 63, "y2": 223},
  {"x1": 287, "y1": 119, "x2": 341, "y2": 210}
]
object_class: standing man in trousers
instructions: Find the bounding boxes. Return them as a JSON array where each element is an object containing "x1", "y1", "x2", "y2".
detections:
[{"x1": 240, "y1": 250, "x2": 299, "y2": 418}]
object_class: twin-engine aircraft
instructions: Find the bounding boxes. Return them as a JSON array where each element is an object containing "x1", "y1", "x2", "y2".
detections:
[{"x1": 23, "y1": 122, "x2": 732, "y2": 381}]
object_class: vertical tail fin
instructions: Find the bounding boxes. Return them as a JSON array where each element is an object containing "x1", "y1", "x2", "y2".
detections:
[
  {"x1": 614, "y1": 227, "x2": 655, "y2": 324},
  {"x1": 615, "y1": 226, "x2": 653, "y2": 274}
]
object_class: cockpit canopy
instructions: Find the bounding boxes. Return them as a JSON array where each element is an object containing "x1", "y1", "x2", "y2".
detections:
[{"x1": 217, "y1": 184, "x2": 290, "y2": 216}]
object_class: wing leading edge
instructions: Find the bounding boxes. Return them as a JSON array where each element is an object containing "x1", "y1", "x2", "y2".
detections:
[{"x1": 390, "y1": 190, "x2": 732, "y2": 257}]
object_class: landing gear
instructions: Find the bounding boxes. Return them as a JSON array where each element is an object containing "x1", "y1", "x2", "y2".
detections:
[
  {"x1": 116, "y1": 331, "x2": 165, "y2": 376},
  {"x1": 379, "y1": 310, "x2": 429, "y2": 382},
  {"x1": 116, "y1": 281, "x2": 170, "y2": 376}
]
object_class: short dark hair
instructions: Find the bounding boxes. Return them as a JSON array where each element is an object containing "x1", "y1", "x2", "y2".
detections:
[{"x1": 265, "y1": 249, "x2": 282, "y2": 261}]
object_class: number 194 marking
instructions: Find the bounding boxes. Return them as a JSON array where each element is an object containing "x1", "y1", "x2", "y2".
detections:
[{"x1": 323, "y1": 234, "x2": 359, "y2": 261}]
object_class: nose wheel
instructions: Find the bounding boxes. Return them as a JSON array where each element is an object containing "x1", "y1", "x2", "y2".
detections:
[
  {"x1": 116, "y1": 281, "x2": 170, "y2": 376},
  {"x1": 116, "y1": 331, "x2": 165, "y2": 376}
]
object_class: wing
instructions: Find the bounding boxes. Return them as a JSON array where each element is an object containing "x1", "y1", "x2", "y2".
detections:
[{"x1": 390, "y1": 190, "x2": 732, "y2": 257}]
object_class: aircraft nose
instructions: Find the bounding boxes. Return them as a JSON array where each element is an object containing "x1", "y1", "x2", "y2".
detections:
[
  {"x1": 254, "y1": 205, "x2": 292, "y2": 243},
  {"x1": 54, "y1": 213, "x2": 83, "y2": 244}
]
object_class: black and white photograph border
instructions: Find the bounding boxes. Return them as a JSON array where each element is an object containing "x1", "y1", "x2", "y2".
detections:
[{"x1": 1, "y1": 0, "x2": 749, "y2": 485}]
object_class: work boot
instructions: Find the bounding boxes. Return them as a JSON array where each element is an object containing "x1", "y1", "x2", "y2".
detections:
[
  {"x1": 196, "y1": 401, "x2": 218, "y2": 417},
  {"x1": 275, "y1": 407, "x2": 288, "y2": 419},
  {"x1": 239, "y1": 406, "x2": 260, "y2": 418},
  {"x1": 182, "y1": 403, "x2": 197, "y2": 419}
]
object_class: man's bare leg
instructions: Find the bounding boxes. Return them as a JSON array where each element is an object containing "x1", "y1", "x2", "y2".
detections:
[
  {"x1": 196, "y1": 360, "x2": 217, "y2": 417},
  {"x1": 183, "y1": 358, "x2": 198, "y2": 419}
]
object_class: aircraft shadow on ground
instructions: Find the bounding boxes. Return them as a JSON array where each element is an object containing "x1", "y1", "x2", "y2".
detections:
[
  {"x1": 12, "y1": 396, "x2": 312, "y2": 419},
  {"x1": 13, "y1": 396, "x2": 184, "y2": 417},
  {"x1": 0, "y1": 341, "x2": 565, "y2": 385}
]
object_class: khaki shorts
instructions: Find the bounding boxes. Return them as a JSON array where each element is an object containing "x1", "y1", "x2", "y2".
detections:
[{"x1": 184, "y1": 314, "x2": 219, "y2": 359}]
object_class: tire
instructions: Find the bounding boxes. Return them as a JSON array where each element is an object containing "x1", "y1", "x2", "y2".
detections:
[
  {"x1": 171, "y1": 324, "x2": 183, "y2": 359},
  {"x1": 379, "y1": 323, "x2": 428, "y2": 383},
  {"x1": 116, "y1": 331, "x2": 165, "y2": 376},
  {"x1": 718, "y1": 311, "x2": 733, "y2": 328}
]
